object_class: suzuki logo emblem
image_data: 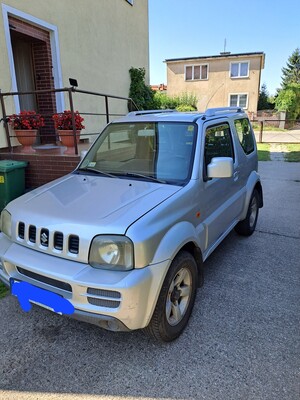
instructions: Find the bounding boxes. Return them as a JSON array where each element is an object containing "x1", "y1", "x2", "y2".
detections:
[{"x1": 41, "y1": 230, "x2": 49, "y2": 246}]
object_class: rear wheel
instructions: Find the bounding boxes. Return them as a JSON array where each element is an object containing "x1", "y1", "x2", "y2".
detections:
[
  {"x1": 144, "y1": 251, "x2": 198, "y2": 342},
  {"x1": 235, "y1": 189, "x2": 259, "y2": 236}
]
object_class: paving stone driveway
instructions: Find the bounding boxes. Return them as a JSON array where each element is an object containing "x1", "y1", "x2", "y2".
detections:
[{"x1": 0, "y1": 161, "x2": 299, "y2": 400}]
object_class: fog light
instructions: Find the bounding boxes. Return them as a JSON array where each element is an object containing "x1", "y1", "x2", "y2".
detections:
[{"x1": 107, "y1": 320, "x2": 120, "y2": 332}]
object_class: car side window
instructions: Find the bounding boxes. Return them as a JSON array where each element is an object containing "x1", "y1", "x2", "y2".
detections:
[
  {"x1": 204, "y1": 123, "x2": 234, "y2": 168},
  {"x1": 234, "y1": 118, "x2": 255, "y2": 155}
]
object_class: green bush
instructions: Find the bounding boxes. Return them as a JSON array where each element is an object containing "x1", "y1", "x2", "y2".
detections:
[
  {"x1": 176, "y1": 104, "x2": 197, "y2": 112},
  {"x1": 128, "y1": 68, "x2": 198, "y2": 112},
  {"x1": 128, "y1": 67, "x2": 156, "y2": 110},
  {"x1": 154, "y1": 92, "x2": 197, "y2": 111}
]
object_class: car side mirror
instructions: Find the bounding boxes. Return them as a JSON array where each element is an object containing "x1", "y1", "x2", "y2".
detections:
[{"x1": 207, "y1": 157, "x2": 233, "y2": 179}]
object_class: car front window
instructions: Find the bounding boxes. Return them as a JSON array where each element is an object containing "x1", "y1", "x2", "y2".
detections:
[{"x1": 79, "y1": 122, "x2": 197, "y2": 185}]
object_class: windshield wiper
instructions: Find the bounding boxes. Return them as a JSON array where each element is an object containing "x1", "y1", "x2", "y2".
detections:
[
  {"x1": 122, "y1": 172, "x2": 166, "y2": 184},
  {"x1": 77, "y1": 167, "x2": 118, "y2": 179}
]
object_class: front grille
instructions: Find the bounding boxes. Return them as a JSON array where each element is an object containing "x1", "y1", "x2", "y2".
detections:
[
  {"x1": 29, "y1": 225, "x2": 36, "y2": 243},
  {"x1": 54, "y1": 232, "x2": 64, "y2": 250},
  {"x1": 18, "y1": 222, "x2": 25, "y2": 239},
  {"x1": 16, "y1": 222, "x2": 80, "y2": 257},
  {"x1": 69, "y1": 235, "x2": 79, "y2": 254},
  {"x1": 17, "y1": 267, "x2": 72, "y2": 292},
  {"x1": 87, "y1": 298, "x2": 120, "y2": 308},
  {"x1": 87, "y1": 288, "x2": 121, "y2": 309}
]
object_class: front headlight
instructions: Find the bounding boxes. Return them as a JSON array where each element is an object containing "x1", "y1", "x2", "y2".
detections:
[
  {"x1": 89, "y1": 235, "x2": 134, "y2": 271},
  {"x1": 0, "y1": 210, "x2": 12, "y2": 238}
]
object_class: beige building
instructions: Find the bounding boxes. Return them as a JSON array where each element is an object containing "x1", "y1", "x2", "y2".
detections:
[
  {"x1": 165, "y1": 52, "x2": 265, "y2": 114},
  {"x1": 0, "y1": 0, "x2": 149, "y2": 149}
]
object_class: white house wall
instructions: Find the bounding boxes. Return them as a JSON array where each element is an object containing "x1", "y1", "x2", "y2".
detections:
[{"x1": 0, "y1": 0, "x2": 149, "y2": 148}]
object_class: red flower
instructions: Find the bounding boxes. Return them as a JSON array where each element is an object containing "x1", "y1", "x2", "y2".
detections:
[
  {"x1": 52, "y1": 110, "x2": 85, "y2": 130},
  {"x1": 9, "y1": 111, "x2": 45, "y2": 130}
]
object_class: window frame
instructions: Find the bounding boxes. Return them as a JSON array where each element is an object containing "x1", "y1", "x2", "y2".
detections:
[
  {"x1": 203, "y1": 122, "x2": 235, "y2": 180},
  {"x1": 79, "y1": 121, "x2": 198, "y2": 186},
  {"x1": 228, "y1": 93, "x2": 249, "y2": 109},
  {"x1": 229, "y1": 61, "x2": 250, "y2": 79},
  {"x1": 185, "y1": 64, "x2": 209, "y2": 81},
  {"x1": 233, "y1": 118, "x2": 255, "y2": 155}
]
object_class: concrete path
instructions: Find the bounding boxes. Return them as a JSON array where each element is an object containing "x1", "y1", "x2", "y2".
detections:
[{"x1": 269, "y1": 143, "x2": 286, "y2": 161}]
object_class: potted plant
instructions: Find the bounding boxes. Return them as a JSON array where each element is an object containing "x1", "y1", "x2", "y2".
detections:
[
  {"x1": 9, "y1": 111, "x2": 45, "y2": 153},
  {"x1": 52, "y1": 110, "x2": 85, "y2": 153}
]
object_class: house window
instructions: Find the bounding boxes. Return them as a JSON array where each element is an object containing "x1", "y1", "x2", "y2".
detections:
[
  {"x1": 229, "y1": 94, "x2": 248, "y2": 109},
  {"x1": 185, "y1": 64, "x2": 208, "y2": 81},
  {"x1": 230, "y1": 61, "x2": 249, "y2": 78}
]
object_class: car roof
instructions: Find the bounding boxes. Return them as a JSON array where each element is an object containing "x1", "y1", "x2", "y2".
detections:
[{"x1": 113, "y1": 108, "x2": 247, "y2": 124}]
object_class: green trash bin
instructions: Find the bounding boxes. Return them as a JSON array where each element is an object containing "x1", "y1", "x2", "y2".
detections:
[{"x1": 0, "y1": 160, "x2": 28, "y2": 211}]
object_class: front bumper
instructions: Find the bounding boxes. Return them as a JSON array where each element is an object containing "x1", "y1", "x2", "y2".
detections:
[{"x1": 0, "y1": 233, "x2": 169, "y2": 331}]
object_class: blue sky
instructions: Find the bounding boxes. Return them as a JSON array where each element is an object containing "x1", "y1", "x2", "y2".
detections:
[{"x1": 148, "y1": 0, "x2": 300, "y2": 95}]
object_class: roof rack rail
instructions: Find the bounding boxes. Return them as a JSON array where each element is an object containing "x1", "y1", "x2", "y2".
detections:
[
  {"x1": 205, "y1": 107, "x2": 243, "y2": 117},
  {"x1": 127, "y1": 109, "x2": 176, "y2": 116}
]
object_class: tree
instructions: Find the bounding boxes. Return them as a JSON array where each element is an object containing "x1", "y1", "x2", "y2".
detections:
[
  {"x1": 281, "y1": 48, "x2": 300, "y2": 88},
  {"x1": 275, "y1": 49, "x2": 300, "y2": 120},
  {"x1": 275, "y1": 83, "x2": 300, "y2": 120},
  {"x1": 257, "y1": 83, "x2": 273, "y2": 110}
]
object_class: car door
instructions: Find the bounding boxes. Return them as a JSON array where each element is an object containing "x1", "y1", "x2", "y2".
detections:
[{"x1": 200, "y1": 120, "x2": 245, "y2": 251}]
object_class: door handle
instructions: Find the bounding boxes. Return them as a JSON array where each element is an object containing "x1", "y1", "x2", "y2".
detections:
[{"x1": 233, "y1": 171, "x2": 239, "y2": 181}]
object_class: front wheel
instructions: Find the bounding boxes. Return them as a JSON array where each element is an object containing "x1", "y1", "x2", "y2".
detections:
[
  {"x1": 144, "y1": 251, "x2": 198, "y2": 342},
  {"x1": 235, "y1": 189, "x2": 259, "y2": 236}
]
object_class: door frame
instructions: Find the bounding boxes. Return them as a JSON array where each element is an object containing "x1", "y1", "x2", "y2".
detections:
[{"x1": 1, "y1": 4, "x2": 64, "y2": 112}]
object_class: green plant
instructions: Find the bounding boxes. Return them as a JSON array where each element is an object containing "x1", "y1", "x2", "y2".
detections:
[
  {"x1": 257, "y1": 83, "x2": 274, "y2": 110},
  {"x1": 275, "y1": 83, "x2": 300, "y2": 120},
  {"x1": 129, "y1": 67, "x2": 156, "y2": 110},
  {"x1": 154, "y1": 92, "x2": 197, "y2": 111},
  {"x1": 281, "y1": 47, "x2": 300, "y2": 88},
  {"x1": 176, "y1": 104, "x2": 196, "y2": 112}
]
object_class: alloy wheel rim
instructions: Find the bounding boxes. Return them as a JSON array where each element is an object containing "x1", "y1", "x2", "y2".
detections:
[
  {"x1": 166, "y1": 267, "x2": 192, "y2": 326},
  {"x1": 249, "y1": 196, "x2": 258, "y2": 227}
]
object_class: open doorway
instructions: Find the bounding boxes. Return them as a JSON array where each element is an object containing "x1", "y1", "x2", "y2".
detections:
[
  {"x1": 9, "y1": 16, "x2": 57, "y2": 143},
  {"x1": 10, "y1": 30, "x2": 37, "y2": 111}
]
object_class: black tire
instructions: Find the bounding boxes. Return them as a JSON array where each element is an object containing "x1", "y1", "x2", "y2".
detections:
[
  {"x1": 235, "y1": 189, "x2": 259, "y2": 236},
  {"x1": 144, "y1": 251, "x2": 198, "y2": 342}
]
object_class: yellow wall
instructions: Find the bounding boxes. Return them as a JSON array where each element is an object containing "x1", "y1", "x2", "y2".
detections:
[
  {"x1": 0, "y1": 0, "x2": 149, "y2": 148},
  {"x1": 166, "y1": 55, "x2": 264, "y2": 114}
]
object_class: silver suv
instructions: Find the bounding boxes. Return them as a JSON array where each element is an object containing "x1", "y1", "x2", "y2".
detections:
[{"x1": 0, "y1": 107, "x2": 263, "y2": 341}]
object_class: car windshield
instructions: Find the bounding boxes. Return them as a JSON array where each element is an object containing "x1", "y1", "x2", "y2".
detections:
[{"x1": 78, "y1": 122, "x2": 197, "y2": 185}]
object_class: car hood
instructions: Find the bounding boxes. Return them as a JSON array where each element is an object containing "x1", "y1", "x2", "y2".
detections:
[{"x1": 8, "y1": 173, "x2": 181, "y2": 235}]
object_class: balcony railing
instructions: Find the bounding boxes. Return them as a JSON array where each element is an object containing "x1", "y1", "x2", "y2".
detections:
[{"x1": 0, "y1": 86, "x2": 138, "y2": 155}]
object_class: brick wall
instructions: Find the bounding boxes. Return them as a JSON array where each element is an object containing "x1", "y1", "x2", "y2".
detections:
[{"x1": 0, "y1": 153, "x2": 80, "y2": 189}]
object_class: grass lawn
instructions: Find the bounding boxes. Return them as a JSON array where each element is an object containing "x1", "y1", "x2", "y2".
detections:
[
  {"x1": 257, "y1": 143, "x2": 271, "y2": 161},
  {"x1": 0, "y1": 281, "x2": 8, "y2": 299},
  {"x1": 257, "y1": 143, "x2": 300, "y2": 162},
  {"x1": 284, "y1": 144, "x2": 300, "y2": 162}
]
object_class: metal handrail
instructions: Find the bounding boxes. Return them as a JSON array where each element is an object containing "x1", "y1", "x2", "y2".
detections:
[{"x1": 0, "y1": 86, "x2": 138, "y2": 154}]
